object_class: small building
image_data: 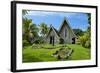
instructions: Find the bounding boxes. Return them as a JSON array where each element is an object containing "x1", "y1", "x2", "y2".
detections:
[{"x1": 46, "y1": 18, "x2": 77, "y2": 44}]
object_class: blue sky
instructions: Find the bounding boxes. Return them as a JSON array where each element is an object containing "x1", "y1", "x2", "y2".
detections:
[{"x1": 24, "y1": 10, "x2": 89, "y2": 31}]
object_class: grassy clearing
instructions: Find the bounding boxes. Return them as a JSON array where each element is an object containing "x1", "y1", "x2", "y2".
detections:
[
  {"x1": 67, "y1": 44, "x2": 91, "y2": 60},
  {"x1": 22, "y1": 44, "x2": 91, "y2": 63},
  {"x1": 23, "y1": 44, "x2": 60, "y2": 62}
]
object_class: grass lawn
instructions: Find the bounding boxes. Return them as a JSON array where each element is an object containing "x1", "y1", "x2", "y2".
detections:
[
  {"x1": 67, "y1": 44, "x2": 91, "y2": 60},
  {"x1": 22, "y1": 44, "x2": 91, "y2": 63}
]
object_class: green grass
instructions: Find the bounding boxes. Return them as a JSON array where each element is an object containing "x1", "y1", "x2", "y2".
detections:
[
  {"x1": 22, "y1": 44, "x2": 91, "y2": 63},
  {"x1": 67, "y1": 44, "x2": 91, "y2": 60}
]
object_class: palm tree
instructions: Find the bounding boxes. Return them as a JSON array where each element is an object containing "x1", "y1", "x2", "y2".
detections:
[
  {"x1": 22, "y1": 18, "x2": 32, "y2": 41},
  {"x1": 23, "y1": 18, "x2": 39, "y2": 43},
  {"x1": 39, "y1": 23, "x2": 49, "y2": 37},
  {"x1": 22, "y1": 10, "x2": 28, "y2": 15},
  {"x1": 29, "y1": 23, "x2": 39, "y2": 38}
]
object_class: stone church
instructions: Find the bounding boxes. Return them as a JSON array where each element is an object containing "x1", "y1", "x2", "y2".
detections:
[{"x1": 46, "y1": 18, "x2": 77, "y2": 44}]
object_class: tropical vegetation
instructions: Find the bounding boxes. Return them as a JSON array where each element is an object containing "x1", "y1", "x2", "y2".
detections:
[{"x1": 22, "y1": 10, "x2": 91, "y2": 62}]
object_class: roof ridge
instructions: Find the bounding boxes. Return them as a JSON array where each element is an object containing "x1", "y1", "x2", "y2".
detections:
[{"x1": 46, "y1": 25, "x2": 60, "y2": 38}]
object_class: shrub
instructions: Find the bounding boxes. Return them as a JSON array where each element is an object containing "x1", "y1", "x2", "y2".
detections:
[
  {"x1": 33, "y1": 39, "x2": 40, "y2": 44},
  {"x1": 59, "y1": 38, "x2": 64, "y2": 44},
  {"x1": 76, "y1": 38, "x2": 81, "y2": 45},
  {"x1": 23, "y1": 40, "x2": 30, "y2": 47},
  {"x1": 33, "y1": 39, "x2": 46, "y2": 44},
  {"x1": 79, "y1": 33, "x2": 91, "y2": 48},
  {"x1": 79, "y1": 34, "x2": 88, "y2": 47},
  {"x1": 85, "y1": 40, "x2": 91, "y2": 48}
]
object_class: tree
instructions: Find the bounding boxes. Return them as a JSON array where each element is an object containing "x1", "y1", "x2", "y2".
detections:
[
  {"x1": 22, "y1": 10, "x2": 28, "y2": 15},
  {"x1": 79, "y1": 33, "x2": 88, "y2": 47},
  {"x1": 22, "y1": 18, "x2": 32, "y2": 41},
  {"x1": 22, "y1": 18, "x2": 39, "y2": 45},
  {"x1": 22, "y1": 10, "x2": 30, "y2": 37},
  {"x1": 73, "y1": 29, "x2": 84, "y2": 36},
  {"x1": 39, "y1": 23, "x2": 49, "y2": 37},
  {"x1": 29, "y1": 23, "x2": 39, "y2": 37},
  {"x1": 86, "y1": 13, "x2": 91, "y2": 48},
  {"x1": 28, "y1": 23, "x2": 39, "y2": 43},
  {"x1": 22, "y1": 10, "x2": 39, "y2": 46},
  {"x1": 79, "y1": 13, "x2": 91, "y2": 48},
  {"x1": 87, "y1": 13, "x2": 91, "y2": 25},
  {"x1": 22, "y1": 18, "x2": 32, "y2": 46}
]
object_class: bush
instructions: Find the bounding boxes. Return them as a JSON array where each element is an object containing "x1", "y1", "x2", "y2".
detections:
[
  {"x1": 59, "y1": 38, "x2": 64, "y2": 44},
  {"x1": 33, "y1": 39, "x2": 46, "y2": 44},
  {"x1": 85, "y1": 40, "x2": 91, "y2": 48},
  {"x1": 76, "y1": 38, "x2": 81, "y2": 45},
  {"x1": 79, "y1": 33, "x2": 91, "y2": 48},
  {"x1": 79, "y1": 36, "x2": 87, "y2": 47},
  {"x1": 23, "y1": 40, "x2": 30, "y2": 47},
  {"x1": 33, "y1": 39, "x2": 40, "y2": 44}
]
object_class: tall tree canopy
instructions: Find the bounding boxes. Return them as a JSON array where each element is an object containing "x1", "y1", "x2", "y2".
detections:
[
  {"x1": 79, "y1": 13, "x2": 91, "y2": 48},
  {"x1": 22, "y1": 10, "x2": 28, "y2": 15},
  {"x1": 29, "y1": 23, "x2": 39, "y2": 37},
  {"x1": 22, "y1": 18, "x2": 32, "y2": 40},
  {"x1": 39, "y1": 23, "x2": 49, "y2": 37},
  {"x1": 87, "y1": 13, "x2": 91, "y2": 25},
  {"x1": 22, "y1": 18, "x2": 39, "y2": 44}
]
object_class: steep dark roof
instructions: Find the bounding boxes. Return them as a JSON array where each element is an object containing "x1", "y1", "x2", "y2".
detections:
[
  {"x1": 59, "y1": 18, "x2": 77, "y2": 37},
  {"x1": 46, "y1": 18, "x2": 77, "y2": 38},
  {"x1": 52, "y1": 27, "x2": 60, "y2": 37},
  {"x1": 46, "y1": 26, "x2": 60, "y2": 38}
]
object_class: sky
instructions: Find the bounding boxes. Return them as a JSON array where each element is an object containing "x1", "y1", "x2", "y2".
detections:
[{"x1": 24, "y1": 10, "x2": 89, "y2": 31}]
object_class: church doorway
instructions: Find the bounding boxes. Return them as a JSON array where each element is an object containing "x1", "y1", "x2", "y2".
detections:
[
  {"x1": 72, "y1": 37, "x2": 75, "y2": 44},
  {"x1": 50, "y1": 36, "x2": 55, "y2": 45}
]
